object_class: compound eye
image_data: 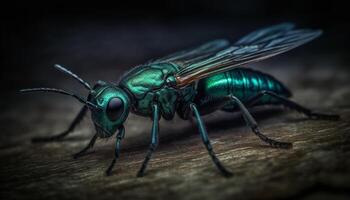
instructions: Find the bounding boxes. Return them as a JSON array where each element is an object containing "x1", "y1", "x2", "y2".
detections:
[{"x1": 106, "y1": 97, "x2": 124, "y2": 121}]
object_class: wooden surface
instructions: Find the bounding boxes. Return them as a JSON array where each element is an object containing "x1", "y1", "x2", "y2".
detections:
[{"x1": 1, "y1": 23, "x2": 349, "y2": 199}]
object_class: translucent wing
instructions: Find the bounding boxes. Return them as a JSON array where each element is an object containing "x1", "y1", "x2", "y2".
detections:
[
  {"x1": 235, "y1": 23, "x2": 295, "y2": 45},
  {"x1": 149, "y1": 39, "x2": 230, "y2": 65},
  {"x1": 175, "y1": 23, "x2": 322, "y2": 87},
  {"x1": 148, "y1": 23, "x2": 293, "y2": 65}
]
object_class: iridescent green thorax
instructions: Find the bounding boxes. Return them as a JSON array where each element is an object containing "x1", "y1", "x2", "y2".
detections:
[
  {"x1": 88, "y1": 82, "x2": 130, "y2": 137},
  {"x1": 119, "y1": 63, "x2": 195, "y2": 120}
]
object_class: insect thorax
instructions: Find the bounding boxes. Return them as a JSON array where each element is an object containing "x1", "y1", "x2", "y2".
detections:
[{"x1": 118, "y1": 63, "x2": 195, "y2": 120}]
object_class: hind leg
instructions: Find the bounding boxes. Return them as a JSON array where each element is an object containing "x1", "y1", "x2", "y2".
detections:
[
  {"x1": 246, "y1": 91, "x2": 339, "y2": 120},
  {"x1": 194, "y1": 95, "x2": 292, "y2": 149},
  {"x1": 227, "y1": 95, "x2": 292, "y2": 149}
]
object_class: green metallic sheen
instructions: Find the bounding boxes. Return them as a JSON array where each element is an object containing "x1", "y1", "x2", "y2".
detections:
[
  {"x1": 119, "y1": 62, "x2": 194, "y2": 120},
  {"x1": 118, "y1": 63, "x2": 290, "y2": 120},
  {"x1": 85, "y1": 62, "x2": 292, "y2": 133},
  {"x1": 88, "y1": 83, "x2": 130, "y2": 137},
  {"x1": 24, "y1": 24, "x2": 330, "y2": 177},
  {"x1": 195, "y1": 68, "x2": 291, "y2": 112}
]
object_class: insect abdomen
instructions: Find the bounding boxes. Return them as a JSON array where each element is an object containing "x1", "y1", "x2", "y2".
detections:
[{"x1": 195, "y1": 68, "x2": 291, "y2": 109}]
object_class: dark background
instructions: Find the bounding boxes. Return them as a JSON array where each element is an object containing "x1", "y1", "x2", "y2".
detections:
[
  {"x1": 1, "y1": 0, "x2": 349, "y2": 93},
  {"x1": 1, "y1": 1, "x2": 350, "y2": 200}
]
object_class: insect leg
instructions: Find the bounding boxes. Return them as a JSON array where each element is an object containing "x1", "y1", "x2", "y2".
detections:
[
  {"x1": 246, "y1": 91, "x2": 339, "y2": 120},
  {"x1": 32, "y1": 106, "x2": 88, "y2": 143},
  {"x1": 73, "y1": 134, "x2": 98, "y2": 159},
  {"x1": 137, "y1": 104, "x2": 160, "y2": 177},
  {"x1": 105, "y1": 125, "x2": 125, "y2": 176},
  {"x1": 190, "y1": 103, "x2": 233, "y2": 177},
  {"x1": 229, "y1": 95, "x2": 292, "y2": 149}
]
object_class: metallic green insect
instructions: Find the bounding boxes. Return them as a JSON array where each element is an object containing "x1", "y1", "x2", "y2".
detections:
[{"x1": 21, "y1": 23, "x2": 339, "y2": 177}]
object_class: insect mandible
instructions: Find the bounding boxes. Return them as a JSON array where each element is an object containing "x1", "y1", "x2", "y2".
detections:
[{"x1": 21, "y1": 23, "x2": 339, "y2": 177}]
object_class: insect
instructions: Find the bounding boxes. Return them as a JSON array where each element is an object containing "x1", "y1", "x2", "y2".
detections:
[{"x1": 21, "y1": 23, "x2": 339, "y2": 177}]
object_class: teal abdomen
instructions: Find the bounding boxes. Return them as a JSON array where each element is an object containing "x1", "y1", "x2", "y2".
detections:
[{"x1": 195, "y1": 68, "x2": 291, "y2": 110}]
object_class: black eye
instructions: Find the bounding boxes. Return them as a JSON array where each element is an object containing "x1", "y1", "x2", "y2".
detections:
[{"x1": 106, "y1": 97, "x2": 124, "y2": 121}]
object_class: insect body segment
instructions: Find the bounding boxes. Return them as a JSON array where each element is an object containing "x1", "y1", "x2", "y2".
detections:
[
  {"x1": 119, "y1": 62, "x2": 181, "y2": 119},
  {"x1": 22, "y1": 23, "x2": 339, "y2": 177},
  {"x1": 88, "y1": 82, "x2": 130, "y2": 137},
  {"x1": 195, "y1": 68, "x2": 291, "y2": 114}
]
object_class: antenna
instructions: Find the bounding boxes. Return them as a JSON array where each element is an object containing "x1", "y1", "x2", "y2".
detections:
[
  {"x1": 54, "y1": 64, "x2": 92, "y2": 90},
  {"x1": 20, "y1": 88, "x2": 99, "y2": 110}
]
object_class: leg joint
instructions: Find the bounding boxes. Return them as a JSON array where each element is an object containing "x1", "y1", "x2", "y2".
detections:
[{"x1": 150, "y1": 143, "x2": 158, "y2": 150}]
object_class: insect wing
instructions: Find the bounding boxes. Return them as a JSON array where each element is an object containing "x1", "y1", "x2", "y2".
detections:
[
  {"x1": 175, "y1": 24, "x2": 322, "y2": 87},
  {"x1": 235, "y1": 22, "x2": 295, "y2": 45},
  {"x1": 148, "y1": 39, "x2": 230, "y2": 65}
]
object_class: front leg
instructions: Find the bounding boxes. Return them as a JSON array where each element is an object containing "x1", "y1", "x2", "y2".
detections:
[
  {"x1": 32, "y1": 106, "x2": 88, "y2": 143},
  {"x1": 73, "y1": 134, "x2": 98, "y2": 159},
  {"x1": 137, "y1": 104, "x2": 160, "y2": 177},
  {"x1": 106, "y1": 125, "x2": 125, "y2": 176}
]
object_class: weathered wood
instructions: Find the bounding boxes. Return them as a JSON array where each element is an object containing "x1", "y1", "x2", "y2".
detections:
[{"x1": 1, "y1": 53, "x2": 349, "y2": 199}]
